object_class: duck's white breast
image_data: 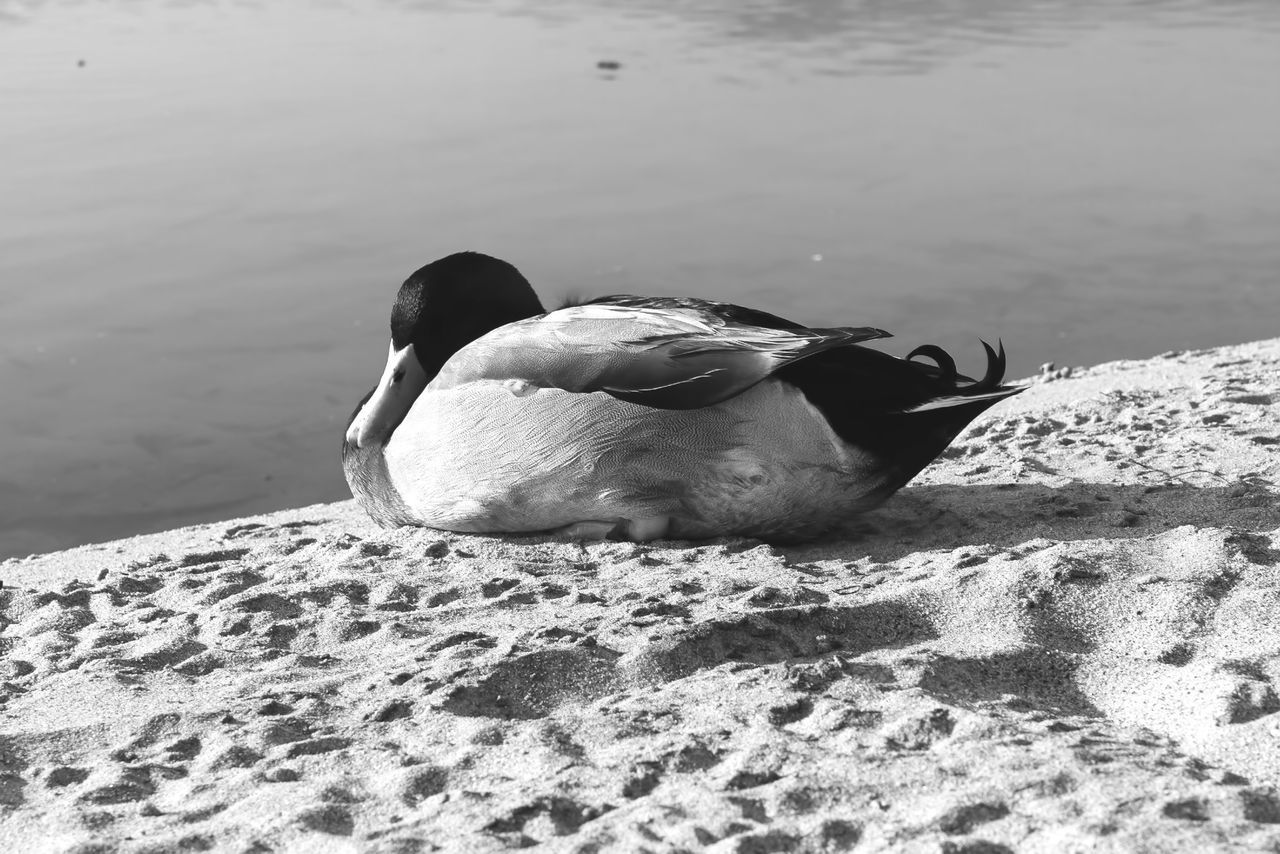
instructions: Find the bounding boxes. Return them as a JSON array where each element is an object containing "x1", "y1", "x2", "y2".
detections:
[{"x1": 383, "y1": 379, "x2": 884, "y2": 538}]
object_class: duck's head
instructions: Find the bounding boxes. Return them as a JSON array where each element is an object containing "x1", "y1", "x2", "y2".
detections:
[{"x1": 343, "y1": 252, "x2": 544, "y2": 451}]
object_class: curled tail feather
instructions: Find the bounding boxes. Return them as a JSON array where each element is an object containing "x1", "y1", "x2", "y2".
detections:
[{"x1": 908, "y1": 340, "x2": 1008, "y2": 395}]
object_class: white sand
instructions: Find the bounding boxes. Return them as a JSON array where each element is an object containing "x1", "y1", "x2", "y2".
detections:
[{"x1": 2, "y1": 339, "x2": 1278, "y2": 853}]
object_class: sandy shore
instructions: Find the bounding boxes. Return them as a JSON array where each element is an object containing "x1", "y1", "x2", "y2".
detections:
[{"x1": 2, "y1": 339, "x2": 1279, "y2": 853}]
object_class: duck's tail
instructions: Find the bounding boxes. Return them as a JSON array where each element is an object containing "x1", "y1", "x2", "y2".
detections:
[
  {"x1": 901, "y1": 340, "x2": 1022, "y2": 412},
  {"x1": 868, "y1": 339, "x2": 1023, "y2": 492},
  {"x1": 778, "y1": 338, "x2": 1023, "y2": 502}
]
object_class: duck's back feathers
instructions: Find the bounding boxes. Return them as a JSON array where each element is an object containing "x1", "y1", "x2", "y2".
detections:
[
  {"x1": 431, "y1": 299, "x2": 892, "y2": 410},
  {"x1": 574, "y1": 294, "x2": 809, "y2": 332}
]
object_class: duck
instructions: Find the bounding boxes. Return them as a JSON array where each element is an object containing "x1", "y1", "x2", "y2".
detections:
[{"x1": 342, "y1": 251, "x2": 1022, "y2": 542}]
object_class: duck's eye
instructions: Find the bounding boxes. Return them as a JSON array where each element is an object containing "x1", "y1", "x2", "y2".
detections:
[{"x1": 391, "y1": 369, "x2": 406, "y2": 385}]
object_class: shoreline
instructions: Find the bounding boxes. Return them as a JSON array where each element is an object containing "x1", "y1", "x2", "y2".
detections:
[{"x1": 2, "y1": 338, "x2": 1279, "y2": 851}]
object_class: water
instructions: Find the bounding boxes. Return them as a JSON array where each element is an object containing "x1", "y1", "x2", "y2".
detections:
[{"x1": 2, "y1": 0, "x2": 1278, "y2": 558}]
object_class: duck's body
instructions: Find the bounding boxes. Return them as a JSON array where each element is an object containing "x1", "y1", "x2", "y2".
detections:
[
  {"x1": 343, "y1": 253, "x2": 1022, "y2": 542},
  {"x1": 366, "y1": 363, "x2": 881, "y2": 541}
]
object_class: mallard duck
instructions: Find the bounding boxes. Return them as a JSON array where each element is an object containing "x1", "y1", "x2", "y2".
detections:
[{"x1": 342, "y1": 252, "x2": 1021, "y2": 541}]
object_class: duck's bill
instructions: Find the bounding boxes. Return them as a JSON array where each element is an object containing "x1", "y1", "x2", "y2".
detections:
[{"x1": 345, "y1": 341, "x2": 429, "y2": 449}]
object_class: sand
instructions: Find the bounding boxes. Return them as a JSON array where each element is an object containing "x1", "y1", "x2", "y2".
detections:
[{"x1": 1, "y1": 338, "x2": 1278, "y2": 853}]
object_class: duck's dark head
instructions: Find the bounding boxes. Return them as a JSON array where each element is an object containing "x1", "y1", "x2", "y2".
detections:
[{"x1": 343, "y1": 252, "x2": 544, "y2": 451}]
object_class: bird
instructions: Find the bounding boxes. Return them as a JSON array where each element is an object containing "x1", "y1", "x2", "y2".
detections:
[{"x1": 342, "y1": 251, "x2": 1022, "y2": 542}]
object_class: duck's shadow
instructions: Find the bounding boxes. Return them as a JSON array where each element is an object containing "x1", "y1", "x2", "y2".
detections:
[{"x1": 781, "y1": 479, "x2": 1279, "y2": 565}]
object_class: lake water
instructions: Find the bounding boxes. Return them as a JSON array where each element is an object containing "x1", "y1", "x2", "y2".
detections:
[{"x1": 2, "y1": 0, "x2": 1279, "y2": 559}]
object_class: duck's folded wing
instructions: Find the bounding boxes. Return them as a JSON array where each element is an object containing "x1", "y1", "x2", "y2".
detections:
[
  {"x1": 434, "y1": 305, "x2": 891, "y2": 410},
  {"x1": 598, "y1": 323, "x2": 892, "y2": 408}
]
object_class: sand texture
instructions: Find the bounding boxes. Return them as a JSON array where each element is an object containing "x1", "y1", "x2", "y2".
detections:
[{"x1": 2, "y1": 339, "x2": 1279, "y2": 853}]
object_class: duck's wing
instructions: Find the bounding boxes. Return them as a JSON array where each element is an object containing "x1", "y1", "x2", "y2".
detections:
[
  {"x1": 575, "y1": 294, "x2": 810, "y2": 332},
  {"x1": 431, "y1": 298, "x2": 891, "y2": 410}
]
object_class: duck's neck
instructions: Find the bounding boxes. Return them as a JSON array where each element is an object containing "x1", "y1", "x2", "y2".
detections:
[{"x1": 341, "y1": 438, "x2": 414, "y2": 527}]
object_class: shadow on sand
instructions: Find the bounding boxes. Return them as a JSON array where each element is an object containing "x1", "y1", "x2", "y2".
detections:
[{"x1": 781, "y1": 479, "x2": 1279, "y2": 565}]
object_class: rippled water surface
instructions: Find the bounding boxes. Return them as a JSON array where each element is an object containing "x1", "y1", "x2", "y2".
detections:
[{"x1": 2, "y1": 0, "x2": 1279, "y2": 557}]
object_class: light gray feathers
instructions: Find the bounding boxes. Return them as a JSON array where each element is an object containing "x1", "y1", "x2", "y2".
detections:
[{"x1": 428, "y1": 303, "x2": 891, "y2": 410}]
